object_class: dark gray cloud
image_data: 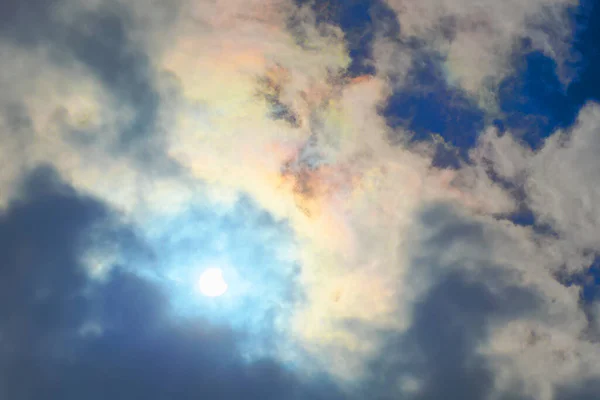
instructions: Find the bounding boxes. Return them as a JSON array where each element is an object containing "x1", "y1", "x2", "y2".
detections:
[
  {"x1": 556, "y1": 379, "x2": 600, "y2": 400},
  {"x1": 388, "y1": 273, "x2": 535, "y2": 400},
  {"x1": 0, "y1": 167, "x2": 344, "y2": 400},
  {"x1": 363, "y1": 205, "x2": 544, "y2": 400},
  {"x1": 0, "y1": 0, "x2": 60, "y2": 43}
]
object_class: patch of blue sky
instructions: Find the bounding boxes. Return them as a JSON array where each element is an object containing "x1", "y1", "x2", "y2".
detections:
[
  {"x1": 383, "y1": 54, "x2": 485, "y2": 164},
  {"x1": 555, "y1": 256, "x2": 600, "y2": 306},
  {"x1": 581, "y1": 258, "x2": 600, "y2": 304},
  {"x1": 294, "y1": 0, "x2": 399, "y2": 77},
  {"x1": 568, "y1": 0, "x2": 600, "y2": 104},
  {"x1": 497, "y1": 0, "x2": 600, "y2": 149},
  {"x1": 498, "y1": 50, "x2": 578, "y2": 149},
  {"x1": 491, "y1": 1, "x2": 600, "y2": 235}
]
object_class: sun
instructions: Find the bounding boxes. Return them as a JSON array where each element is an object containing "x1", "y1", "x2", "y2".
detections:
[{"x1": 197, "y1": 268, "x2": 228, "y2": 297}]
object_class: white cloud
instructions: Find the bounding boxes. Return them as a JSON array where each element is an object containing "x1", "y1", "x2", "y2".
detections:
[
  {"x1": 463, "y1": 102, "x2": 600, "y2": 399},
  {"x1": 474, "y1": 103, "x2": 600, "y2": 270},
  {"x1": 384, "y1": 0, "x2": 577, "y2": 95}
]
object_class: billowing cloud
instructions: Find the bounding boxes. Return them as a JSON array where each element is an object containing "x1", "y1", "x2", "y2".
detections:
[{"x1": 473, "y1": 103, "x2": 600, "y2": 269}]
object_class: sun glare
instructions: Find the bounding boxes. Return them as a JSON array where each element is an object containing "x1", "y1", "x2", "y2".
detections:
[{"x1": 197, "y1": 268, "x2": 228, "y2": 297}]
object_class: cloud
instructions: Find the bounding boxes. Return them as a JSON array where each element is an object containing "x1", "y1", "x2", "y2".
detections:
[
  {"x1": 384, "y1": 0, "x2": 577, "y2": 95},
  {"x1": 1, "y1": 0, "x2": 600, "y2": 398},
  {"x1": 473, "y1": 102, "x2": 600, "y2": 270},
  {"x1": 359, "y1": 202, "x2": 597, "y2": 400}
]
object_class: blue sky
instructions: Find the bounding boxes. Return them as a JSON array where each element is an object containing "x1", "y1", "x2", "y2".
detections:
[{"x1": 1, "y1": 0, "x2": 600, "y2": 399}]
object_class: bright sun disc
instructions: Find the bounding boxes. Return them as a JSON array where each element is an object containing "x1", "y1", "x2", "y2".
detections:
[{"x1": 197, "y1": 268, "x2": 228, "y2": 297}]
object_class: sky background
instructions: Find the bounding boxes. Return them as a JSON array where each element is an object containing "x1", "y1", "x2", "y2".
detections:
[{"x1": 1, "y1": 0, "x2": 600, "y2": 399}]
